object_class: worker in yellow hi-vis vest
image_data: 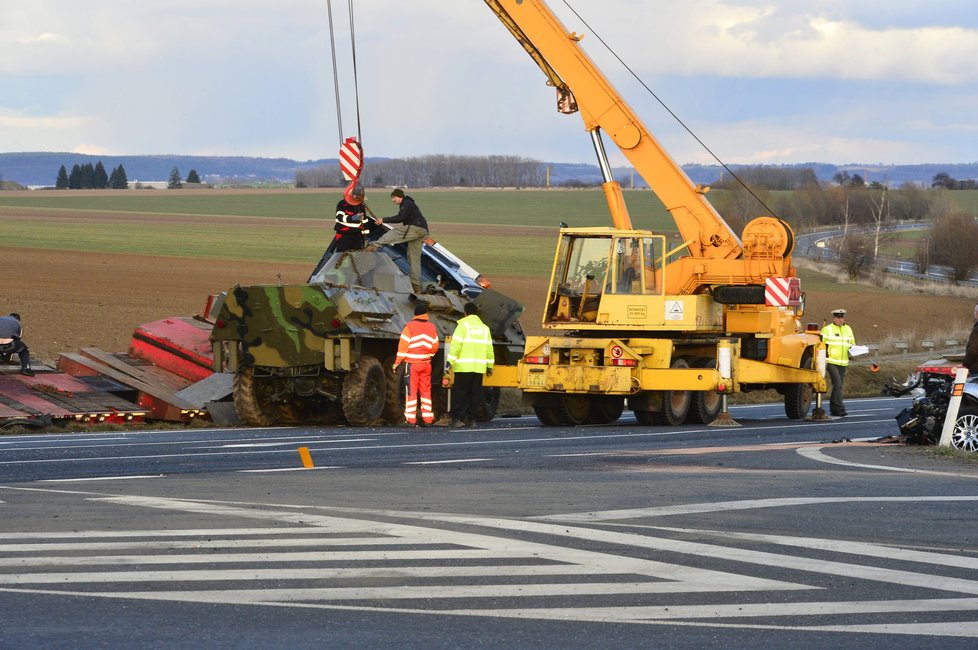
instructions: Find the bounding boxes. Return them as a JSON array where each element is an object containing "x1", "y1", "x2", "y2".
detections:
[
  {"x1": 821, "y1": 308, "x2": 855, "y2": 417},
  {"x1": 434, "y1": 303, "x2": 494, "y2": 429}
]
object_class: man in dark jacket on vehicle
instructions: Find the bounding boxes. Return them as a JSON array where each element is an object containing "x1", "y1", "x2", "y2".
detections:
[
  {"x1": 371, "y1": 188, "x2": 429, "y2": 293},
  {"x1": 0, "y1": 313, "x2": 34, "y2": 376},
  {"x1": 964, "y1": 303, "x2": 978, "y2": 375}
]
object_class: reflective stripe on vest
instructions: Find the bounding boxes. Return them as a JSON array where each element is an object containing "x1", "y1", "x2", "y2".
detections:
[
  {"x1": 821, "y1": 323, "x2": 855, "y2": 366},
  {"x1": 447, "y1": 315, "x2": 494, "y2": 373},
  {"x1": 396, "y1": 317, "x2": 439, "y2": 365}
]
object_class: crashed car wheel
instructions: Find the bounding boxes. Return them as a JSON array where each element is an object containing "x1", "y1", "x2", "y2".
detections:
[{"x1": 950, "y1": 404, "x2": 978, "y2": 453}]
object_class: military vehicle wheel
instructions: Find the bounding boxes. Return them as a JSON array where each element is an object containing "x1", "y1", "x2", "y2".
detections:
[
  {"x1": 233, "y1": 366, "x2": 281, "y2": 427},
  {"x1": 652, "y1": 357, "x2": 692, "y2": 425},
  {"x1": 343, "y1": 356, "x2": 387, "y2": 426},
  {"x1": 383, "y1": 357, "x2": 406, "y2": 425},
  {"x1": 587, "y1": 396, "x2": 624, "y2": 424},
  {"x1": 475, "y1": 387, "x2": 501, "y2": 422},
  {"x1": 950, "y1": 404, "x2": 978, "y2": 452},
  {"x1": 687, "y1": 357, "x2": 721, "y2": 424},
  {"x1": 784, "y1": 349, "x2": 814, "y2": 420},
  {"x1": 555, "y1": 394, "x2": 591, "y2": 425}
]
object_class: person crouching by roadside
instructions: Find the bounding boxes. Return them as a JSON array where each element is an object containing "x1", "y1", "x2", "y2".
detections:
[
  {"x1": 0, "y1": 313, "x2": 34, "y2": 376},
  {"x1": 393, "y1": 303, "x2": 439, "y2": 427}
]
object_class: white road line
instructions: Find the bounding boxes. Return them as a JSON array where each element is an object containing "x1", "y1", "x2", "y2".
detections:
[
  {"x1": 403, "y1": 458, "x2": 492, "y2": 465},
  {"x1": 0, "y1": 527, "x2": 345, "y2": 540},
  {"x1": 5, "y1": 494, "x2": 977, "y2": 636},
  {"x1": 446, "y1": 597, "x2": 978, "y2": 622},
  {"x1": 19, "y1": 582, "x2": 789, "y2": 604},
  {"x1": 649, "y1": 526, "x2": 978, "y2": 570},
  {"x1": 0, "y1": 549, "x2": 523, "y2": 568},
  {"x1": 424, "y1": 512, "x2": 978, "y2": 596},
  {"x1": 238, "y1": 466, "x2": 343, "y2": 473},
  {"x1": 38, "y1": 475, "x2": 164, "y2": 483},
  {"x1": 0, "y1": 564, "x2": 630, "y2": 585},
  {"x1": 86, "y1": 495, "x2": 806, "y2": 592},
  {"x1": 546, "y1": 452, "x2": 612, "y2": 457},
  {"x1": 798, "y1": 445, "x2": 978, "y2": 479},
  {"x1": 0, "y1": 419, "x2": 895, "y2": 466},
  {"x1": 534, "y1": 495, "x2": 978, "y2": 522},
  {"x1": 0, "y1": 536, "x2": 400, "y2": 552},
  {"x1": 205, "y1": 439, "x2": 374, "y2": 448}
]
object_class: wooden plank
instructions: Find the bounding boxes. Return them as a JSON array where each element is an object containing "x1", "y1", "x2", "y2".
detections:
[
  {"x1": 0, "y1": 371, "x2": 147, "y2": 424},
  {"x1": 0, "y1": 400, "x2": 28, "y2": 418},
  {"x1": 0, "y1": 376, "x2": 78, "y2": 417},
  {"x1": 59, "y1": 352, "x2": 198, "y2": 421},
  {"x1": 86, "y1": 351, "x2": 191, "y2": 392},
  {"x1": 77, "y1": 348, "x2": 196, "y2": 408}
]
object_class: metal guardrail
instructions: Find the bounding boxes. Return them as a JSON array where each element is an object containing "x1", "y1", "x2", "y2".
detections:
[{"x1": 795, "y1": 224, "x2": 978, "y2": 286}]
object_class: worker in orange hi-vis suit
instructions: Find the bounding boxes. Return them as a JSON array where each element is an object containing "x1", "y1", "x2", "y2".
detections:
[{"x1": 393, "y1": 303, "x2": 440, "y2": 426}]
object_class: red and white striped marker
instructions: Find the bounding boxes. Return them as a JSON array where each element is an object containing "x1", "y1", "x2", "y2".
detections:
[
  {"x1": 765, "y1": 277, "x2": 801, "y2": 307},
  {"x1": 339, "y1": 137, "x2": 362, "y2": 181}
]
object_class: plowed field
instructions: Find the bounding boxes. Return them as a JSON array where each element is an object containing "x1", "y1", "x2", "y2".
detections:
[{"x1": 1, "y1": 246, "x2": 547, "y2": 365}]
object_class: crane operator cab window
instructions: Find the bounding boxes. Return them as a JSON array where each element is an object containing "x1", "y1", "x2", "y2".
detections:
[
  {"x1": 546, "y1": 235, "x2": 611, "y2": 322},
  {"x1": 609, "y1": 236, "x2": 662, "y2": 296}
]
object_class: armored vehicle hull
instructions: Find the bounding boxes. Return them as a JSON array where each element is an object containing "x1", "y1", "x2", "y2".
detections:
[{"x1": 210, "y1": 249, "x2": 524, "y2": 427}]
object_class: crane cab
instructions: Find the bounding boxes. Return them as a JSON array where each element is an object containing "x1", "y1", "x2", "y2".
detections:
[{"x1": 543, "y1": 227, "x2": 723, "y2": 331}]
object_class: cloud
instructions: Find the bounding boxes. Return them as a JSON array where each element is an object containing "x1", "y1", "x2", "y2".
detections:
[{"x1": 1, "y1": 1, "x2": 977, "y2": 164}]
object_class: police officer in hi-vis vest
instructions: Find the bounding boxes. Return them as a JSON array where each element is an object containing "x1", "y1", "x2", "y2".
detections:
[{"x1": 821, "y1": 308, "x2": 855, "y2": 417}]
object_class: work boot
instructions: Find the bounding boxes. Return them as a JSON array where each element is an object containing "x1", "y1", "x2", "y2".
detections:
[
  {"x1": 20, "y1": 367, "x2": 35, "y2": 377},
  {"x1": 432, "y1": 414, "x2": 453, "y2": 427}
]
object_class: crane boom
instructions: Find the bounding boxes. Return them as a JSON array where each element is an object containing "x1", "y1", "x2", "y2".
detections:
[{"x1": 485, "y1": 0, "x2": 743, "y2": 260}]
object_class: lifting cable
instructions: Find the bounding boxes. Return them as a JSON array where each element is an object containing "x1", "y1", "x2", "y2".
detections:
[
  {"x1": 560, "y1": 0, "x2": 779, "y2": 219},
  {"x1": 324, "y1": 0, "x2": 364, "y2": 148}
]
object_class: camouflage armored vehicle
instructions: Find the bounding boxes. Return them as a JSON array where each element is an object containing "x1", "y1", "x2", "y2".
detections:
[{"x1": 210, "y1": 246, "x2": 525, "y2": 427}]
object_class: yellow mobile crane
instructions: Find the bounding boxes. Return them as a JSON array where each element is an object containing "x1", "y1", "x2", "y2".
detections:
[{"x1": 483, "y1": 0, "x2": 827, "y2": 425}]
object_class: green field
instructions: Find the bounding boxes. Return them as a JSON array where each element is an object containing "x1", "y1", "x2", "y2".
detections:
[
  {"x1": 1, "y1": 186, "x2": 973, "y2": 279},
  {"x1": 950, "y1": 189, "x2": 978, "y2": 215},
  {"x1": 0, "y1": 189, "x2": 677, "y2": 277}
]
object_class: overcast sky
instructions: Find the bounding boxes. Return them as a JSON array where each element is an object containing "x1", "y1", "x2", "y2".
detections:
[{"x1": 3, "y1": 1, "x2": 978, "y2": 167}]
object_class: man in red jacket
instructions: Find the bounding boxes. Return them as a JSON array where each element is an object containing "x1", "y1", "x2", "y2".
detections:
[{"x1": 393, "y1": 303, "x2": 439, "y2": 426}]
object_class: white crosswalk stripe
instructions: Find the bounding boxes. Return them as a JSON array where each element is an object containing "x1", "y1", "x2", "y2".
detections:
[{"x1": 1, "y1": 495, "x2": 977, "y2": 638}]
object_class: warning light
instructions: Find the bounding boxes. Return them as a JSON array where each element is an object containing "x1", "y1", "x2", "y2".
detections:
[
  {"x1": 215, "y1": 318, "x2": 226, "y2": 329},
  {"x1": 331, "y1": 318, "x2": 342, "y2": 329}
]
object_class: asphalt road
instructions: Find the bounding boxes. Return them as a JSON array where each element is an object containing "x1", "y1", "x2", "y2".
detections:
[{"x1": 2, "y1": 398, "x2": 978, "y2": 648}]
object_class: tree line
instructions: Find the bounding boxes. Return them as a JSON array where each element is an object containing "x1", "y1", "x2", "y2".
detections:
[
  {"x1": 52, "y1": 163, "x2": 201, "y2": 189},
  {"x1": 708, "y1": 167, "x2": 978, "y2": 284},
  {"x1": 55, "y1": 162, "x2": 129, "y2": 189},
  {"x1": 295, "y1": 154, "x2": 545, "y2": 189}
]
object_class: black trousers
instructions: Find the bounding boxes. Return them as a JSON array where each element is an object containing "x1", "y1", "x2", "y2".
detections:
[
  {"x1": 450, "y1": 371, "x2": 484, "y2": 422},
  {"x1": 826, "y1": 363, "x2": 847, "y2": 414},
  {"x1": 0, "y1": 339, "x2": 30, "y2": 370}
]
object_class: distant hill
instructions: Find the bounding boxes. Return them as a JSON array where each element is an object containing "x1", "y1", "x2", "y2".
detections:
[
  {"x1": 1, "y1": 151, "x2": 976, "y2": 189},
  {"x1": 0, "y1": 152, "x2": 332, "y2": 188}
]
